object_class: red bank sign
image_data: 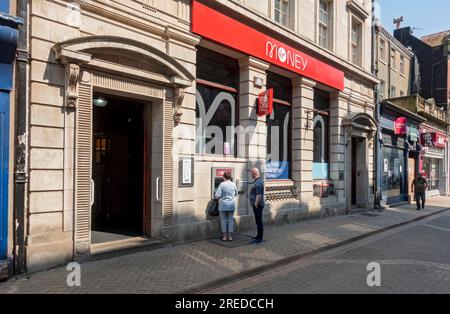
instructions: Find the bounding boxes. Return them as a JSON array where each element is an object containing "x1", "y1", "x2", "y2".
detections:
[
  {"x1": 258, "y1": 89, "x2": 274, "y2": 116},
  {"x1": 192, "y1": 0, "x2": 344, "y2": 91}
]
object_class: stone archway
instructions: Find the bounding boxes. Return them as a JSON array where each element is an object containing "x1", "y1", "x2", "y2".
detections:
[{"x1": 52, "y1": 36, "x2": 196, "y2": 256}]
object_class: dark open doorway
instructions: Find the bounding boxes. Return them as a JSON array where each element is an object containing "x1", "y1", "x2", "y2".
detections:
[
  {"x1": 92, "y1": 94, "x2": 146, "y2": 244},
  {"x1": 351, "y1": 138, "x2": 357, "y2": 206}
]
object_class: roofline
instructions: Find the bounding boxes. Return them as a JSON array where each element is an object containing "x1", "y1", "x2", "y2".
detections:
[
  {"x1": 421, "y1": 30, "x2": 450, "y2": 40},
  {"x1": 378, "y1": 26, "x2": 415, "y2": 58}
]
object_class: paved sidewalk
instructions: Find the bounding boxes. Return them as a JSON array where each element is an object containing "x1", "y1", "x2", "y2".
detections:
[{"x1": 0, "y1": 197, "x2": 449, "y2": 294}]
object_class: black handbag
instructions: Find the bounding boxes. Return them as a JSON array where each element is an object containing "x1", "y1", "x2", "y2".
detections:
[{"x1": 207, "y1": 199, "x2": 219, "y2": 217}]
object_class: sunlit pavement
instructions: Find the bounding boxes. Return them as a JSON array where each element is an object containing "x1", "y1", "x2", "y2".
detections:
[{"x1": 0, "y1": 197, "x2": 449, "y2": 294}]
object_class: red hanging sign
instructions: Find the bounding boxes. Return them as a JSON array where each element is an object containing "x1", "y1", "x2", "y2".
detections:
[
  {"x1": 258, "y1": 89, "x2": 274, "y2": 116},
  {"x1": 394, "y1": 117, "x2": 407, "y2": 135},
  {"x1": 192, "y1": 0, "x2": 345, "y2": 91}
]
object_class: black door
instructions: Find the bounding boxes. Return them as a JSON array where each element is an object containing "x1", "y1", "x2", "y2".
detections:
[{"x1": 92, "y1": 96, "x2": 144, "y2": 237}]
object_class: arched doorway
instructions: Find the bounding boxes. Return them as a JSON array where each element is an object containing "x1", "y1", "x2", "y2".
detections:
[
  {"x1": 53, "y1": 36, "x2": 194, "y2": 256},
  {"x1": 343, "y1": 113, "x2": 377, "y2": 212}
]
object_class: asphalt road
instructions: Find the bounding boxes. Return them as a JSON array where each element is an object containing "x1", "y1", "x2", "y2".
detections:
[{"x1": 207, "y1": 211, "x2": 450, "y2": 294}]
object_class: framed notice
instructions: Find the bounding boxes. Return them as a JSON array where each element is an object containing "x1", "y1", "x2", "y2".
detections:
[{"x1": 179, "y1": 157, "x2": 194, "y2": 187}]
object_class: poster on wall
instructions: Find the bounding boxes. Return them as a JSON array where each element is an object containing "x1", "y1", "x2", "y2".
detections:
[
  {"x1": 384, "y1": 159, "x2": 389, "y2": 173},
  {"x1": 179, "y1": 157, "x2": 194, "y2": 187},
  {"x1": 394, "y1": 159, "x2": 400, "y2": 176},
  {"x1": 266, "y1": 161, "x2": 289, "y2": 180}
]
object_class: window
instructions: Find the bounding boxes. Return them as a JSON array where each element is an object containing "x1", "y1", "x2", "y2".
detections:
[
  {"x1": 266, "y1": 72, "x2": 292, "y2": 180},
  {"x1": 391, "y1": 86, "x2": 396, "y2": 98},
  {"x1": 400, "y1": 90, "x2": 405, "y2": 97},
  {"x1": 196, "y1": 48, "x2": 239, "y2": 156},
  {"x1": 379, "y1": 81, "x2": 385, "y2": 99},
  {"x1": 391, "y1": 49, "x2": 396, "y2": 70},
  {"x1": 400, "y1": 55, "x2": 405, "y2": 74},
  {"x1": 313, "y1": 89, "x2": 330, "y2": 180},
  {"x1": 380, "y1": 39, "x2": 386, "y2": 62},
  {"x1": 95, "y1": 137, "x2": 108, "y2": 164},
  {"x1": 351, "y1": 18, "x2": 362, "y2": 66},
  {"x1": 274, "y1": 0, "x2": 289, "y2": 26},
  {"x1": 319, "y1": 0, "x2": 332, "y2": 49},
  {"x1": 423, "y1": 158, "x2": 440, "y2": 191},
  {"x1": 382, "y1": 147, "x2": 405, "y2": 199}
]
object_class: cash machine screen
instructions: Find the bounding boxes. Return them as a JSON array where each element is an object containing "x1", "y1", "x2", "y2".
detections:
[{"x1": 212, "y1": 168, "x2": 235, "y2": 197}]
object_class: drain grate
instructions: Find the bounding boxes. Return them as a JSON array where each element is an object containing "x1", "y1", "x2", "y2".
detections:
[
  {"x1": 209, "y1": 235, "x2": 253, "y2": 248},
  {"x1": 359, "y1": 212, "x2": 380, "y2": 218}
]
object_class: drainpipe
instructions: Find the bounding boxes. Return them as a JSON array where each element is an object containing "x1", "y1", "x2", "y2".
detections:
[
  {"x1": 13, "y1": 0, "x2": 29, "y2": 275},
  {"x1": 371, "y1": 1, "x2": 382, "y2": 210}
]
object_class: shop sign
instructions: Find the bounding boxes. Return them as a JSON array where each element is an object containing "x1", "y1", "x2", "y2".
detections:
[
  {"x1": 409, "y1": 125, "x2": 419, "y2": 142},
  {"x1": 257, "y1": 89, "x2": 274, "y2": 116},
  {"x1": 192, "y1": 0, "x2": 344, "y2": 91},
  {"x1": 422, "y1": 132, "x2": 447, "y2": 148},
  {"x1": 394, "y1": 117, "x2": 407, "y2": 135}
]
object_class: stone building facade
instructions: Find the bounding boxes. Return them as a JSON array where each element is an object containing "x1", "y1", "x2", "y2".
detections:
[{"x1": 15, "y1": 0, "x2": 378, "y2": 273}]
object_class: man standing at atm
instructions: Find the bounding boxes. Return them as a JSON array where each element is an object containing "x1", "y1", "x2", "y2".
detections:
[{"x1": 249, "y1": 168, "x2": 265, "y2": 244}]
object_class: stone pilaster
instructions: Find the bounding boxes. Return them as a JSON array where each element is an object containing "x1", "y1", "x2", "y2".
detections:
[
  {"x1": 238, "y1": 57, "x2": 270, "y2": 169},
  {"x1": 292, "y1": 77, "x2": 317, "y2": 205},
  {"x1": 329, "y1": 92, "x2": 350, "y2": 202}
]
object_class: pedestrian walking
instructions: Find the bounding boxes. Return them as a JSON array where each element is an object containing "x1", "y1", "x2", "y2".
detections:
[
  {"x1": 215, "y1": 172, "x2": 238, "y2": 241},
  {"x1": 249, "y1": 167, "x2": 265, "y2": 244},
  {"x1": 411, "y1": 172, "x2": 429, "y2": 211}
]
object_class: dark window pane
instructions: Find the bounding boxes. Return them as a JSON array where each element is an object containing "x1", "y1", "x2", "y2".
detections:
[
  {"x1": 197, "y1": 47, "x2": 239, "y2": 88},
  {"x1": 266, "y1": 103, "x2": 291, "y2": 179},
  {"x1": 196, "y1": 84, "x2": 237, "y2": 155},
  {"x1": 313, "y1": 122, "x2": 323, "y2": 163},
  {"x1": 267, "y1": 72, "x2": 292, "y2": 102}
]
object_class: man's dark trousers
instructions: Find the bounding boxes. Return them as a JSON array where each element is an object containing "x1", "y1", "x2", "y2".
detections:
[
  {"x1": 252, "y1": 205, "x2": 264, "y2": 241},
  {"x1": 415, "y1": 191, "x2": 426, "y2": 210}
]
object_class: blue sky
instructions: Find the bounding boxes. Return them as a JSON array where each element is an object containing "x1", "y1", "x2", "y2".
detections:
[{"x1": 376, "y1": 0, "x2": 450, "y2": 38}]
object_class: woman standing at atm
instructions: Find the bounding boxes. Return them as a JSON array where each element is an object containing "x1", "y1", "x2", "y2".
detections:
[{"x1": 215, "y1": 172, "x2": 238, "y2": 241}]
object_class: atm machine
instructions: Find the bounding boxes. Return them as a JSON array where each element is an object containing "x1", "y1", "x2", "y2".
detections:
[{"x1": 211, "y1": 167, "x2": 235, "y2": 197}]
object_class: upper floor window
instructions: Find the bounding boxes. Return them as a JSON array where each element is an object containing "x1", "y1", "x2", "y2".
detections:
[
  {"x1": 351, "y1": 18, "x2": 362, "y2": 66},
  {"x1": 400, "y1": 55, "x2": 405, "y2": 74},
  {"x1": 274, "y1": 0, "x2": 289, "y2": 26},
  {"x1": 391, "y1": 49, "x2": 397, "y2": 70},
  {"x1": 380, "y1": 39, "x2": 386, "y2": 62},
  {"x1": 391, "y1": 85, "x2": 396, "y2": 98},
  {"x1": 319, "y1": 0, "x2": 332, "y2": 50}
]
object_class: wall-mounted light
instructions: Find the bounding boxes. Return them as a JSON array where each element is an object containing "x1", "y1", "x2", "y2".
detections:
[
  {"x1": 93, "y1": 97, "x2": 108, "y2": 107},
  {"x1": 254, "y1": 77, "x2": 264, "y2": 88}
]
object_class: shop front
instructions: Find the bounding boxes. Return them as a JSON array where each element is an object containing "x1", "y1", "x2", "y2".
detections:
[
  {"x1": 420, "y1": 129, "x2": 448, "y2": 197},
  {"x1": 379, "y1": 102, "x2": 425, "y2": 205}
]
